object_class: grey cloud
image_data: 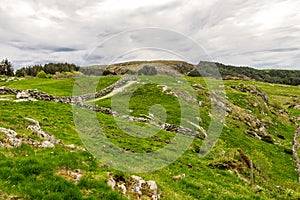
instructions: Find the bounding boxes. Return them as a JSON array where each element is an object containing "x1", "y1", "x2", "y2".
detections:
[
  {"x1": 0, "y1": 0, "x2": 300, "y2": 69},
  {"x1": 266, "y1": 48, "x2": 299, "y2": 52}
]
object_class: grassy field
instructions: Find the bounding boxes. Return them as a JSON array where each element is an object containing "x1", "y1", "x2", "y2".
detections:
[
  {"x1": 0, "y1": 76, "x2": 300, "y2": 199},
  {"x1": 0, "y1": 76, "x2": 120, "y2": 96}
]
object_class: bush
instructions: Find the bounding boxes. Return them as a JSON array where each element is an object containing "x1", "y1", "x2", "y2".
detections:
[
  {"x1": 36, "y1": 70, "x2": 47, "y2": 78},
  {"x1": 188, "y1": 69, "x2": 201, "y2": 77},
  {"x1": 15, "y1": 69, "x2": 25, "y2": 77}
]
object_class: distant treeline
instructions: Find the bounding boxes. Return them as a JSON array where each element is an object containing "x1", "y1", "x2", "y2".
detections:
[
  {"x1": 192, "y1": 61, "x2": 300, "y2": 86},
  {"x1": 16, "y1": 63, "x2": 80, "y2": 77},
  {"x1": 3, "y1": 58, "x2": 299, "y2": 86}
]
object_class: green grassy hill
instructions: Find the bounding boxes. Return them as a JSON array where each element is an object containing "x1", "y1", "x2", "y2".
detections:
[{"x1": 0, "y1": 69, "x2": 300, "y2": 199}]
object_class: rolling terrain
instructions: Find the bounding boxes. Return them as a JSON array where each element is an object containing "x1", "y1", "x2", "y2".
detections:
[{"x1": 0, "y1": 61, "x2": 300, "y2": 199}]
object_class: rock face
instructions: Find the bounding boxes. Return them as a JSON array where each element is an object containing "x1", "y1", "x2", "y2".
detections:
[
  {"x1": 107, "y1": 173, "x2": 160, "y2": 200},
  {"x1": 231, "y1": 84, "x2": 269, "y2": 105},
  {"x1": 25, "y1": 117, "x2": 60, "y2": 145},
  {"x1": 0, "y1": 127, "x2": 22, "y2": 148}
]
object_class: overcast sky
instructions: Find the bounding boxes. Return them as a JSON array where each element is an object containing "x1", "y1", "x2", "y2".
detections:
[{"x1": 0, "y1": 0, "x2": 300, "y2": 69}]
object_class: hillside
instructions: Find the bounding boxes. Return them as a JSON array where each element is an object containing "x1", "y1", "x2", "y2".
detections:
[
  {"x1": 81, "y1": 60, "x2": 300, "y2": 86},
  {"x1": 0, "y1": 63, "x2": 300, "y2": 199}
]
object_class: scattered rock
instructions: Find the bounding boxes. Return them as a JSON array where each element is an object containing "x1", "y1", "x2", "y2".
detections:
[
  {"x1": 41, "y1": 141, "x2": 55, "y2": 148},
  {"x1": 294, "y1": 105, "x2": 300, "y2": 110},
  {"x1": 192, "y1": 84, "x2": 204, "y2": 89},
  {"x1": 56, "y1": 168, "x2": 83, "y2": 183},
  {"x1": 292, "y1": 126, "x2": 300, "y2": 184},
  {"x1": 25, "y1": 117, "x2": 60, "y2": 144},
  {"x1": 117, "y1": 183, "x2": 127, "y2": 195},
  {"x1": 231, "y1": 84, "x2": 269, "y2": 105},
  {"x1": 0, "y1": 127, "x2": 22, "y2": 148},
  {"x1": 173, "y1": 174, "x2": 186, "y2": 181},
  {"x1": 107, "y1": 173, "x2": 116, "y2": 190},
  {"x1": 107, "y1": 173, "x2": 160, "y2": 200},
  {"x1": 16, "y1": 91, "x2": 29, "y2": 99},
  {"x1": 130, "y1": 175, "x2": 146, "y2": 196}
]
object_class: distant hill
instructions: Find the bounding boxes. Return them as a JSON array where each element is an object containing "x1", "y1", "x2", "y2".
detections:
[
  {"x1": 81, "y1": 60, "x2": 300, "y2": 86},
  {"x1": 196, "y1": 61, "x2": 300, "y2": 86}
]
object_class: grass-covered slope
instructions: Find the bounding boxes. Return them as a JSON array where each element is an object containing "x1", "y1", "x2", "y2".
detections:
[{"x1": 0, "y1": 75, "x2": 300, "y2": 199}]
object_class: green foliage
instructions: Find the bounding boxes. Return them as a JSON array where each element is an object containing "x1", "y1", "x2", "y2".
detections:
[
  {"x1": 1, "y1": 76, "x2": 300, "y2": 199},
  {"x1": 0, "y1": 58, "x2": 14, "y2": 76},
  {"x1": 36, "y1": 70, "x2": 47, "y2": 78},
  {"x1": 16, "y1": 62, "x2": 79, "y2": 77},
  {"x1": 196, "y1": 61, "x2": 300, "y2": 86},
  {"x1": 15, "y1": 69, "x2": 25, "y2": 77}
]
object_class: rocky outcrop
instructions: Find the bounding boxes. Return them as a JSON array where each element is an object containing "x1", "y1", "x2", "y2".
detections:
[
  {"x1": 0, "y1": 117, "x2": 85, "y2": 151},
  {"x1": 0, "y1": 127, "x2": 22, "y2": 148},
  {"x1": 231, "y1": 84, "x2": 269, "y2": 105},
  {"x1": 107, "y1": 173, "x2": 160, "y2": 200},
  {"x1": 25, "y1": 117, "x2": 60, "y2": 145},
  {"x1": 292, "y1": 126, "x2": 300, "y2": 184}
]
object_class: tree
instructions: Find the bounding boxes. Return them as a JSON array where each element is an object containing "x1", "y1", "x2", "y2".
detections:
[
  {"x1": 0, "y1": 58, "x2": 14, "y2": 76},
  {"x1": 15, "y1": 69, "x2": 25, "y2": 77}
]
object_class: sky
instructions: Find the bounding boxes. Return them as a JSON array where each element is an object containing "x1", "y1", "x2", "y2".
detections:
[{"x1": 0, "y1": 0, "x2": 300, "y2": 70}]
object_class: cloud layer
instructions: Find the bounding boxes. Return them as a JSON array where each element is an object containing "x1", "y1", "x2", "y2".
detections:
[{"x1": 0, "y1": 0, "x2": 299, "y2": 69}]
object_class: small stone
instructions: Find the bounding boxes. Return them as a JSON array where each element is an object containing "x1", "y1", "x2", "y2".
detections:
[
  {"x1": 108, "y1": 177, "x2": 116, "y2": 190},
  {"x1": 117, "y1": 183, "x2": 127, "y2": 195},
  {"x1": 41, "y1": 141, "x2": 55, "y2": 148},
  {"x1": 173, "y1": 173, "x2": 186, "y2": 181}
]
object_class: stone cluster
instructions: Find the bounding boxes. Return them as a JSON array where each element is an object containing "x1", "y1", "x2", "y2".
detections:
[{"x1": 107, "y1": 173, "x2": 160, "y2": 200}]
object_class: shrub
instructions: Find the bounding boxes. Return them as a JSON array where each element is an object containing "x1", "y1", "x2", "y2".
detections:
[{"x1": 36, "y1": 70, "x2": 47, "y2": 78}]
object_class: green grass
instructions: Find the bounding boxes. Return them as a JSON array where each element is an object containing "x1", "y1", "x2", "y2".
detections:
[
  {"x1": 0, "y1": 76, "x2": 120, "y2": 96},
  {"x1": 0, "y1": 76, "x2": 300, "y2": 199}
]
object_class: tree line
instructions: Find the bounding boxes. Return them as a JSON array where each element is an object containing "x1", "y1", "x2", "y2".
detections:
[
  {"x1": 15, "y1": 62, "x2": 80, "y2": 77},
  {"x1": 1, "y1": 58, "x2": 300, "y2": 86},
  {"x1": 190, "y1": 61, "x2": 300, "y2": 86}
]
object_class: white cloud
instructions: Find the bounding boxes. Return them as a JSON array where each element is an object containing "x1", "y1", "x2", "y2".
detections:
[{"x1": 0, "y1": 0, "x2": 299, "y2": 69}]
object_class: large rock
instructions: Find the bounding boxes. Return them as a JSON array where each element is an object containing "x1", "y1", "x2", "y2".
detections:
[
  {"x1": 16, "y1": 91, "x2": 30, "y2": 99},
  {"x1": 294, "y1": 105, "x2": 300, "y2": 110}
]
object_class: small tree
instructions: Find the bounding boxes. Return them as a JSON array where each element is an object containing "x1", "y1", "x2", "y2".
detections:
[
  {"x1": 36, "y1": 70, "x2": 47, "y2": 78},
  {"x1": 15, "y1": 69, "x2": 25, "y2": 77},
  {"x1": 0, "y1": 58, "x2": 14, "y2": 76}
]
